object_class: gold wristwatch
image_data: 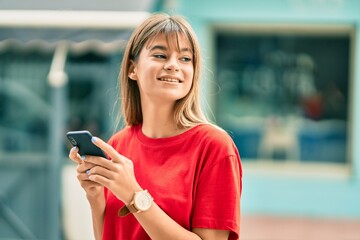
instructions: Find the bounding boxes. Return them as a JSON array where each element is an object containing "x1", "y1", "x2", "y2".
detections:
[{"x1": 118, "y1": 190, "x2": 153, "y2": 217}]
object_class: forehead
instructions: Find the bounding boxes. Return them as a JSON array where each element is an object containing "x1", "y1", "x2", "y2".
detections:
[{"x1": 145, "y1": 33, "x2": 193, "y2": 52}]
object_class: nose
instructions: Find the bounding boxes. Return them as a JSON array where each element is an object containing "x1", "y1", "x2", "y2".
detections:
[{"x1": 164, "y1": 57, "x2": 179, "y2": 72}]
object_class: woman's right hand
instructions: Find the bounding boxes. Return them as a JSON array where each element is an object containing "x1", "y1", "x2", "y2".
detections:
[
  {"x1": 69, "y1": 147, "x2": 104, "y2": 199},
  {"x1": 69, "y1": 147, "x2": 106, "y2": 240}
]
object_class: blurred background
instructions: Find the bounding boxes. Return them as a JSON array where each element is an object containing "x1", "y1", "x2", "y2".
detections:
[{"x1": 0, "y1": 0, "x2": 360, "y2": 239}]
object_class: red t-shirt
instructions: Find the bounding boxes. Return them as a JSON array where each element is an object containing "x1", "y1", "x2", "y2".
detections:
[{"x1": 102, "y1": 124, "x2": 242, "y2": 239}]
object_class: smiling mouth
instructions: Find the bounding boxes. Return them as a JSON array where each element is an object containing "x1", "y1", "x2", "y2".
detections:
[{"x1": 158, "y1": 77, "x2": 182, "y2": 83}]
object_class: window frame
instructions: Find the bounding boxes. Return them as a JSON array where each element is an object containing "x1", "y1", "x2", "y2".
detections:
[{"x1": 211, "y1": 23, "x2": 356, "y2": 177}]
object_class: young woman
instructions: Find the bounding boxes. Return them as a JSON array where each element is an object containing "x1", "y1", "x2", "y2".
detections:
[{"x1": 69, "y1": 13, "x2": 242, "y2": 240}]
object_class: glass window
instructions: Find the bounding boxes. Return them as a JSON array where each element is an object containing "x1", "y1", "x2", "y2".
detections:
[
  {"x1": 0, "y1": 50, "x2": 120, "y2": 155},
  {"x1": 0, "y1": 50, "x2": 52, "y2": 153},
  {"x1": 65, "y1": 53, "x2": 120, "y2": 139},
  {"x1": 215, "y1": 25, "x2": 352, "y2": 164},
  {"x1": 0, "y1": 26, "x2": 125, "y2": 239}
]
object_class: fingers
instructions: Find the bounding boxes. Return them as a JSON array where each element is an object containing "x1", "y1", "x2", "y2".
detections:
[
  {"x1": 79, "y1": 180, "x2": 102, "y2": 189},
  {"x1": 91, "y1": 137, "x2": 126, "y2": 164},
  {"x1": 77, "y1": 163, "x2": 102, "y2": 183},
  {"x1": 88, "y1": 173, "x2": 111, "y2": 187},
  {"x1": 77, "y1": 161, "x2": 96, "y2": 174},
  {"x1": 77, "y1": 161, "x2": 114, "y2": 179},
  {"x1": 69, "y1": 146, "x2": 83, "y2": 164},
  {"x1": 77, "y1": 172, "x2": 92, "y2": 181},
  {"x1": 88, "y1": 137, "x2": 134, "y2": 170},
  {"x1": 70, "y1": 148, "x2": 104, "y2": 197},
  {"x1": 77, "y1": 171, "x2": 103, "y2": 193},
  {"x1": 77, "y1": 164, "x2": 112, "y2": 189},
  {"x1": 82, "y1": 155, "x2": 116, "y2": 172}
]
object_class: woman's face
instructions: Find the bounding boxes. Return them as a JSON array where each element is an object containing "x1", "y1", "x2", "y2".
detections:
[{"x1": 128, "y1": 33, "x2": 194, "y2": 105}]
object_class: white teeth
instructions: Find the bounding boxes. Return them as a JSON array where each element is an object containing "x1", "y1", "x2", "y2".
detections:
[{"x1": 159, "y1": 78, "x2": 180, "y2": 83}]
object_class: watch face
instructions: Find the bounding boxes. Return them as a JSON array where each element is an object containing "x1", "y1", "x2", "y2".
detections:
[{"x1": 134, "y1": 191, "x2": 152, "y2": 211}]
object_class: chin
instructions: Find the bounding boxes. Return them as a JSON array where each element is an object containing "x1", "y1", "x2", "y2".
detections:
[{"x1": 157, "y1": 93, "x2": 187, "y2": 103}]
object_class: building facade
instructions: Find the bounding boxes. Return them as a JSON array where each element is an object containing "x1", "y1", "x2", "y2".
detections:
[{"x1": 175, "y1": 0, "x2": 360, "y2": 219}]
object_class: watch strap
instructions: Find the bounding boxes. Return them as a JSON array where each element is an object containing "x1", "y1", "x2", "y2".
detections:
[
  {"x1": 118, "y1": 205, "x2": 130, "y2": 217},
  {"x1": 118, "y1": 202, "x2": 139, "y2": 217}
]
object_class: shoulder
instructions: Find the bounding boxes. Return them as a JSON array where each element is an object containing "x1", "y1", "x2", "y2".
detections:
[
  {"x1": 194, "y1": 123, "x2": 234, "y2": 146},
  {"x1": 107, "y1": 125, "x2": 136, "y2": 147},
  {"x1": 192, "y1": 123, "x2": 238, "y2": 156},
  {"x1": 193, "y1": 124, "x2": 242, "y2": 181}
]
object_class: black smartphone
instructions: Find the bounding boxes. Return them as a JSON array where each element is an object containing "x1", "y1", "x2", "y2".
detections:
[{"x1": 66, "y1": 130, "x2": 107, "y2": 158}]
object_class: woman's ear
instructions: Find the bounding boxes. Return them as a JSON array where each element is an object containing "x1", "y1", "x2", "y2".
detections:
[{"x1": 128, "y1": 61, "x2": 138, "y2": 80}]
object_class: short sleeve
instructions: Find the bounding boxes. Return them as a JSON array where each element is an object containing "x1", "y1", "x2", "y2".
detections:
[{"x1": 192, "y1": 155, "x2": 241, "y2": 240}]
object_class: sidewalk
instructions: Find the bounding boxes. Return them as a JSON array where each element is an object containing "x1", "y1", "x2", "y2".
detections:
[{"x1": 240, "y1": 215, "x2": 360, "y2": 240}]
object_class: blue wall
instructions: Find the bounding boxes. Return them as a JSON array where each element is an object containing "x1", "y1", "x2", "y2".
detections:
[{"x1": 174, "y1": 0, "x2": 360, "y2": 218}]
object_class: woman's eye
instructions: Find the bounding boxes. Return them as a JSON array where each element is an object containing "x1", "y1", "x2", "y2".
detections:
[
  {"x1": 181, "y1": 57, "x2": 192, "y2": 62},
  {"x1": 154, "y1": 54, "x2": 166, "y2": 59}
]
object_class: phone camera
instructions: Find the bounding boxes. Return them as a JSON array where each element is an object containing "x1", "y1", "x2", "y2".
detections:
[{"x1": 69, "y1": 137, "x2": 77, "y2": 146}]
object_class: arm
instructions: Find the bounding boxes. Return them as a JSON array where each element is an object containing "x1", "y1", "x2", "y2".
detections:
[
  {"x1": 87, "y1": 193, "x2": 105, "y2": 240},
  {"x1": 69, "y1": 147, "x2": 106, "y2": 240},
  {"x1": 193, "y1": 228, "x2": 230, "y2": 240},
  {"x1": 133, "y1": 202, "x2": 230, "y2": 240}
]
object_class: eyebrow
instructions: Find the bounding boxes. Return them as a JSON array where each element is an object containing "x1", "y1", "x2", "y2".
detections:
[{"x1": 149, "y1": 45, "x2": 191, "y2": 53}]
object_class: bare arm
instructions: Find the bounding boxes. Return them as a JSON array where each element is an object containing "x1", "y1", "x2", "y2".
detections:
[
  {"x1": 133, "y1": 202, "x2": 230, "y2": 240},
  {"x1": 87, "y1": 193, "x2": 105, "y2": 240},
  {"x1": 192, "y1": 228, "x2": 230, "y2": 240},
  {"x1": 69, "y1": 147, "x2": 106, "y2": 240}
]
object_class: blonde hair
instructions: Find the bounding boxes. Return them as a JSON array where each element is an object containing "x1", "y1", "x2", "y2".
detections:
[{"x1": 119, "y1": 13, "x2": 208, "y2": 128}]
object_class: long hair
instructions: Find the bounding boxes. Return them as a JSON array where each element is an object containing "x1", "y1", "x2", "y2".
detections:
[{"x1": 119, "y1": 13, "x2": 209, "y2": 128}]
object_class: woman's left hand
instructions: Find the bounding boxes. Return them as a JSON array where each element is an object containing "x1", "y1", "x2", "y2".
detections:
[{"x1": 83, "y1": 137, "x2": 143, "y2": 205}]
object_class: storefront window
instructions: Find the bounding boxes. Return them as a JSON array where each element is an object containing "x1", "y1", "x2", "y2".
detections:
[
  {"x1": 0, "y1": 24, "x2": 126, "y2": 239},
  {"x1": 0, "y1": 51, "x2": 52, "y2": 153},
  {"x1": 65, "y1": 53, "x2": 119, "y2": 140},
  {"x1": 0, "y1": 50, "x2": 119, "y2": 154},
  {"x1": 215, "y1": 26, "x2": 352, "y2": 163}
]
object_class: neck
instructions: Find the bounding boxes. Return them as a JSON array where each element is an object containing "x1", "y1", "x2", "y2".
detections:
[{"x1": 141, "y1": 101, "x2": 185, "y2": 138}]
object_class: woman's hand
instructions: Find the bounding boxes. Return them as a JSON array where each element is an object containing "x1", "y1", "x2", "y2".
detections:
[
  {"x1": 69, "y1": 146, "x2": 106, "y2": 240},
  {"x1": 81, "y1": 137, "x2": 142, "y2": 205},
  {"x1": 69, "y1": 147, "x2": 104, "y2": 199}
]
